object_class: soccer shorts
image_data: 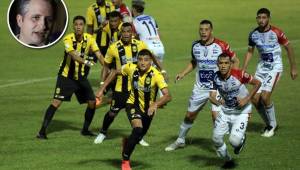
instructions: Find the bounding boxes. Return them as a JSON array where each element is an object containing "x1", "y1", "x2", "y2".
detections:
[
  {"x1": 187, "y1": 84, "x2": 220, "y2": 112},
  {"x1": 53, "y1": 75, "x2": 95, "y2": 104},
  {"x1": 147, "y1": 41, "x2": 165, "y2": 62},
  {"x1": 213, "y1": 104, "x2": 251, "y2": 141},
  {"x1": 255, "y1": 71, "x2": 281, "y2": 93},
  {"x1": 109, "y1": 91, "x2": 130, "y2": 113}
]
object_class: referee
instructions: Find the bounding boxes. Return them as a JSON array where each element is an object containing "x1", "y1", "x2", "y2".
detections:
[{"x1": 37, "y1": 16, "x2": 104, "y2": 139}]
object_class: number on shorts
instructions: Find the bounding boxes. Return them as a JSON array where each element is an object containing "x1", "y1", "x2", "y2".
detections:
[
  {"x1": 266, "y1": 75, "x2": 272, "y2": 84},
  {"x1": 240, "y1": 122, "x2": 245, "y2": 130}
]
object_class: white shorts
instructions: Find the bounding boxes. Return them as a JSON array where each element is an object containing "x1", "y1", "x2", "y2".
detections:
[
  {"x1": 187, "y1": 84, "x2": 220, "y2": 112},
  {"x1": 255, "y1": 71, "x2": 281, "y2": 93},
  {"x1": 147, "y1": 41, "x2": 165, "y2": 62},
  {"x1": 213, "y1": 104, "x2": 251, "y2": 138}
]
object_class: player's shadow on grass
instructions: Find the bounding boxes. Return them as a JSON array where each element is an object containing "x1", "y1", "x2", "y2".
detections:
[
  {"x1": 78, "y1": 158, "x2": 152, "y2": 169},
  {"x1": 90, "y1": 128, "x2": 129, "y2": 140},
  {"x1": 246, "y1": 121, "x2": 265, "y2": 133},
  {"x1": 188, "y1": 154, "x2": 226, "y2": 169},
  {"x1": 47, "y1": 120, "x2": 81, "y2": 134}
]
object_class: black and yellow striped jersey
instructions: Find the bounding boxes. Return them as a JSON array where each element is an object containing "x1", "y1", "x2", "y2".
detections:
[
  {"x1": 86, "y1": 2, "x2": 115, "y2": 37},
  {"x1": 58, "y1": 33, "x2": 99, "y2": 80},
  {"x1": 122, "y1": 63, "x2": 168, "y2": 113},
  {"x1": 104, "y1": 39, "x2": 148, "y2": 92},
  {"x1": 97, "y1": 22, "x2": 123, "y2": 47}
]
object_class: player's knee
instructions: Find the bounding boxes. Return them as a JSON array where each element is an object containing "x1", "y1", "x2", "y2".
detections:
[
  {"x1": 185, "y1": 112, "x2": 197, "y2": 122},
  {"x1": 108, "y1": 111, "x2": 117, "y2": 117},
  {"x1": 229, "y1": 134, "x2": 242, "y2": 147},
  {"x1": 52, "y1": 99, "x2": 62, "y2": 108},
  {"x1": 261, "y1": 94, "x2": 271, "y2": 106},
  {"x1": 132, "y1": 127, "x2": 143, "y2": 142},
  {"x1": 212, "y1": 134, "x2": 223, "y2": 147}
]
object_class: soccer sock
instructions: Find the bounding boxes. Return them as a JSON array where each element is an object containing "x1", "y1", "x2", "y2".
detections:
[
  {"x1": 265, "y1": 103, "x2": 277, "y2": 128},
  {"x1": 122, "y1": 127, "x2": 143, "y2": 160},
  {"x1": 216, "y1": 143, "x2": 231, "y2": 161},
  {"x1": 82, "y1": 107, "x2": 96, "y2": 132},
  {"x1": 177, "y1": 118, "x2": 193, "y2": 141},
  {"x1": 100, "y1": 111, "x2": 115, "y2": 134},
  {"x1": 39, "y1": 104, "x2": 57, "y2": 134},
  {"x1": 256, "y1": 100, "x2": 269, "y2": 126}
]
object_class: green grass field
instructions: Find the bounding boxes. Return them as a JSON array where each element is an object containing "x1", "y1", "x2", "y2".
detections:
[{"x1": 1, "y1": 0, "x2": 300, "y2": 169}]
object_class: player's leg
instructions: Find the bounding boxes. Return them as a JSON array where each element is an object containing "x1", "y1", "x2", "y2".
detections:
[
  {"x1": 94, "y1": 91, "x2": 129, "y2": 143},
  {"x1": 212, "y1": 110, "x2": 231, "y2": 161},
  {"x1": 165, "y1": 88, "x2": 208, "y2": 151},
  {"x1": 37, "y1": 76, "x2": 75, "y2": 139},
  {"x1": 260, "y1": 72, "x2": 281, "y2": 137},
  {"x1": 138, "y1": 112, "x2": 153, "y2": 146},
  {"x1": 122, "y1": 105, "x2": 144, "y2": 170}
]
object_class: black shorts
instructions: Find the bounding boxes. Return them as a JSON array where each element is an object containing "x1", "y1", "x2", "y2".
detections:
[
  {"x1": 109, "y1": 91, "x2": 130, "y2": 113},
  {"x1": 125, "y1": 104, "x2": 153, "y2": 131},
  {"x1": 53, "y1": 75, "x2": 95, "y2": 104}
]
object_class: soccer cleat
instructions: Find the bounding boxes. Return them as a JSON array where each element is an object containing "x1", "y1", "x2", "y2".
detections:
[
  {"x1": 94, "y1": 133, "x2": 106, "y2": 144},
  {"x1": 261, "y1": 125, "x2": 277, "y2": 137},
  {"x1": 139, "y1": 139, "x2": 150, "y2": 146},
  {"x1": 36, "y1": 132, "x2": 48, "y2": 140},
  {"x1": 234, "y1": 134, "x2": 246, "y2": 154},
  {"x1": 165, "y1": 140, "x2": 185, "y2": 151},
  {"x1": 81, "y1": 130, "x2": 96, "y2": 137},
  {"x1": 121, "y1": 160, "x2": 131, "y2": 170},
  {"x1": 221, "y1": 159, "x2": 236, "y2": 169}
]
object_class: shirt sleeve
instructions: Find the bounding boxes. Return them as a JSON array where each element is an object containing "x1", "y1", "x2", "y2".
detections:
[
  {"x1": 121, "y1": 63, "x2": 130, "y2": 76},
  {"x1": 104, "y1": 45, "x2": 115, "y2": 64},
  {"x1": 241, "y1": 71, "x2": 253, "y2": 84},
  {"x1": 223, "y1": 43, "x2": 235, "y2": 58},
  {"x1": 64, "y1": 36, "x2": 75, "y2": 53},
  {"x1": 275, "y1": 29, "x2": 289, "y2": 46},
  {"x1": 156, "y1": 72, "x2": 168, "y2": 90},
  {"x1": 90, "y1": 36, "x2": 100, "y2": 52},
  {"x1": 86, "y1": 7, "x2": 94, "y2": 26},
  {"x1": 248, "y1": 32, "x2": 256, "y2": 47}
]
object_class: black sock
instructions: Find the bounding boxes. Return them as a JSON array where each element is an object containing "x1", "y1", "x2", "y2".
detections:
[
  {"x1": 82, "y1": 107, "x2": 96, "y2": 132},
  {"x1": 39, "y1": 104, "x2": 57, "y2": 134},
  {"x1": 100, "y1": 111, "x2": 115, "y2": 134},
  {"x1": 122, "y1": 127, "x2": 143, "y2": 160}
]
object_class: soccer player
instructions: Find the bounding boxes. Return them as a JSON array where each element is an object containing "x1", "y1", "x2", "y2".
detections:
[
  {"x1": 111, "y1": 0, "x2": 132, "y2": 23},
  {"x1": 120, "y1": 49, "x2": 171, "y2": 170},
  {"x1": 86, "y1": 0, "x2": 115, "y2": 37},
  {"x1": 16, "y1": 0, "x2": 54, "y2": 47},
  {"x1": 36, "y1": 16, "x2": 104, "y2": 139},
  {"x1": 131, "y1": 0, "x2": 165, "y2": 63},
  {"x1": 210, "y1": 53, "x2": 261, "y2": 168},
  {"x1": 242, "y1": 8, "x2": 298, "y2": 137},
  {"x1": 94, "y1": 23, "x2": 163, "y2": 145},
  {"x1": 165, "y1": 20, "x2": 240, "y2": 151}
]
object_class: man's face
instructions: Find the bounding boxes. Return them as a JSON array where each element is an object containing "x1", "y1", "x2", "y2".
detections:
[
  {"x1": 17, "y1": 0, "x2": 53, "y2": 46},
  {"x1": 73, "y1": 19, "x2": 85, "y2": 36},
  {"x1": 138, "y1": 55, "x2": 152, "y2": 72},
  {"x1": 199, "y1": 24, "x2": 212, "y2": 42},
  {"x1": 256, "y1": 13, "x2": 270, "y2": 28},
  {"x1": 109, "y1": 16, "x2": 121, "y2": 30},
  {"x1": 217, "y1": 56, "x2": 231, "y2": 76},
  {"x1": 112, "y1": 0, "x2": 121, "y2": 6},
  {"x1": 121, "y1": 26, "x2": 132, "y2": 44}
]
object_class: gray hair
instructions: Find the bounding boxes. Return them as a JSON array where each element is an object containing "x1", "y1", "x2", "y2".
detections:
[{"x1": 17, "y1": 0, "x2": 55, "y2": 16}]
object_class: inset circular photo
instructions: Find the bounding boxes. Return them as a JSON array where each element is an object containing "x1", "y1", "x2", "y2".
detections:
[{"x1": 7, "y1": 0, "x2": 68, "y2": 48}]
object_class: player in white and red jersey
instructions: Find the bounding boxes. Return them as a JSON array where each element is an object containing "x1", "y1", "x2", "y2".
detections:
[
  {"x1": 111, "y1": 0, "x2": 132, "y2": 22},
  {"x1": 131, "y1": 0, "x2": 165, "y2": 63},
  {"x1": 165, "y1": 20, "x2": 240, "y2": 151},
  {"x1": 210, "y1": 53, "x2": 261, "y2": 168},
  {"x1": 242, "y1": 8, "x2": 298, "y2": 137}
]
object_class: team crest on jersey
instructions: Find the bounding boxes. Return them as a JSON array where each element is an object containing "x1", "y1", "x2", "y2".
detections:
[
  {"x1": 82, "y1": 42, "x2": 87, "y2": 49},
  {"x1": 55, "y1": 88, "x2": 61, "y2": 94},
  {"x1": 131, "y1": 108, "x2": 135, "y2": 114},
  {"x1": 132, "y1": 46, "x2": 137, "y2": 52},
  {"x1": 145, "y1": 77, "x2": 151, "y2": 84}
]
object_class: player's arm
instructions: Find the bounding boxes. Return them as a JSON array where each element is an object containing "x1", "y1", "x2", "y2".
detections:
[
  {"x1": 209, "y1": 90, "x2": 224, "y2": 106},
  {"x1": 148, "y1": 87, "x2": 171, "y2": 116},
  {"x1": 175, "y1": 59, "x2": 196, "y2": 83},
  {"x1": 231, "y1": 55, "x2": 240, "y2": 69},
  {"x1": 238, "y1": 76, "x2": 261, "y2": 108},
  {"x1": 283, "y1": 43, "x2": 298, "y2": 80},
  {"x1": 94, "y1": 50, "x2": 105, "y2": 66},
  {"x1": 96, "y1": 68, "x2": 118, "y2": 98},
  {"x1": 68, "y1": 50, "x2": 94, "y2": 67},
  {"x1": 242, "y1": 46, "x2": 255, "y2": 71},
  {"x1": 86, "y1": 8, "x2": 94, "y2": 35}
]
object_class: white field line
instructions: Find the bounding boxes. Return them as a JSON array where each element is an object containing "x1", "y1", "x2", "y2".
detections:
[{"x1": 1, "y1": 39, "x2": 299, "y2": 89}]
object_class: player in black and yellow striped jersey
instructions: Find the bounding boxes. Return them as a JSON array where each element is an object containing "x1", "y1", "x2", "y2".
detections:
[
  {"x1": 36, "y1": 16, "x2": 104, "y2": 139},
  {"x1": 120, "y1": 49, "x2": 171, "y2": 169},
  {"x1": 86, "y1": 0, "x2": 115, "y2": 39},
  {"x1": 93, "y1": 22, "x2": 164, "y2": 144}
]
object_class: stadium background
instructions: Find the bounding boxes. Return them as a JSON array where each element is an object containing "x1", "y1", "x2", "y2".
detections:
[{"x1": 0, "y1": 0, "x2": 299, "y2": 169}]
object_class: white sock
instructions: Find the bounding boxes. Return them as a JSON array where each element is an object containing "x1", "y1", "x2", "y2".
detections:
[
  {"x1": 265, "y1": 103, "x2": 277, "y2": 128},
  {"x1": 177, "y1": 121, "x2": 193, "y2": 141},
  {"x1": 216, "y1": 143, "x2": 231, "y2": 161}
]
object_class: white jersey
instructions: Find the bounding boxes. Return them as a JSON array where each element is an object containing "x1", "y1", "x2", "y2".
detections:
[
  {"x1": 248, "y1": 25, "x2": 289, "y2": 73},
  {"x1": 212, "y1": 69, "x2": 253, "y2": 113},
  {"x1": 191, "y1": 39, "x2": 235, "y2": 90},
  {"x1": 133, "y1": 14, "x2": 165, "y2": 60}
]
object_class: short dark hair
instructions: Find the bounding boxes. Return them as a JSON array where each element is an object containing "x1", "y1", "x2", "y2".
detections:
[
  {"x1": 73, "y1": 15, "x2": 86, "y2": 24},
  {"x1": 257, "y1": 8, "x2": 271, "y2": 17},
  {"x1": 200, "y1": 20, "x2": 213, "y2": 29},
  {"x1": 122, "y1": 22, "x2": 132, "y2": 28},
  {"x1": 132, "y1": 4, "x2": 144, "y2": 13},
  {"x1": 138, "y1": 49, "x2": 153, "y2": 59},
  {"x1": 217, "y1": 53, "x2": 231, "y2": 62},
  {"x1": 108, "y1": 11, "x2": 122, "y2": 19}
]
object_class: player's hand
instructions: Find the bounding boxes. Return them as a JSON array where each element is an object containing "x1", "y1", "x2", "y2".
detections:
[
  {"x1": 237, "y1": 97, "x2": 249, "y2": 108},
  {"x1": 84, "y1": 60, "x2": 95, "y2": 67},
  {"x1": 290, "y1": 67, "x2": 298, "y2": 80},
  {"x1": 175, "y1": 73, "x2": 184, "y2": 83},
  {"x1": 147, "y1": 103, "x2": 158, "y2": 116}
]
